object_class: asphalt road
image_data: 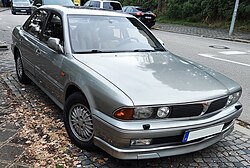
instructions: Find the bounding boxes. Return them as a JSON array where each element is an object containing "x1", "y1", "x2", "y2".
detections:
[{"x1": 1, "y1": 9, "x2": 249, "y2": 124}]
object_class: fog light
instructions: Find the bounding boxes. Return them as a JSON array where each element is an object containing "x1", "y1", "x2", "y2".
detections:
[
  {"x1": 157, "y1": 107, "x2": 170, "y2": 118},
  {"x1": 130, "y1": 139, "x2": 152, "y2": 146}
]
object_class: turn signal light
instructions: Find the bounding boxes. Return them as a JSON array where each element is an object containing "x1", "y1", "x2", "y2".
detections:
[{"x1": 114, "y1": 108, "x2": 134, "y2": 120}]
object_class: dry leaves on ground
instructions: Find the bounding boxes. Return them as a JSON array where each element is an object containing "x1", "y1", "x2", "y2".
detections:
[{"x1": 6, "y1": 92, "x2": 81, "y2": 167}]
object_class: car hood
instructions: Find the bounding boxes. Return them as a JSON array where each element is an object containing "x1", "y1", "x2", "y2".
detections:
[{"x1": 74, "y1": 52, "x2": 229, "y2": 105}]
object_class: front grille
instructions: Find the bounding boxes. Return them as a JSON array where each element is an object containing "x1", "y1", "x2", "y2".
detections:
[
  {"x1": 169, "y1": 104, "x2": 203, "y2": 118},
  {"x1": 205, "y1": 97, "x2": 228, "y2": 114},
  {"x1": 168, "y1": 97, "x2": 228, "y2": 118}
]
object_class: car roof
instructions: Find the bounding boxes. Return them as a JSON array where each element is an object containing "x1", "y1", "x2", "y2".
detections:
[{"x1": 40, "y1": 5, "x2": 130, "y2": 17}]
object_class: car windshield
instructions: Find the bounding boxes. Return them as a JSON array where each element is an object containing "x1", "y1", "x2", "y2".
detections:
[
  {"x1": 43, "y1": 0, "x2": 74, "y2": 5},
  {"x1": 68, "y1": 15, "x2": 165, "y2": 53}
]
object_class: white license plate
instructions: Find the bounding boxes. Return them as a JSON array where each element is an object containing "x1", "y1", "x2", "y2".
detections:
[
  {"x1": 145, "y1": 16, "x2": 152, "y2": 19},
  {"x1": 21, "y1": 10, "x2": 26, "y2": 12},
  {"x1": 183, "y1": 124, "x2": 224, "y2": 143}
]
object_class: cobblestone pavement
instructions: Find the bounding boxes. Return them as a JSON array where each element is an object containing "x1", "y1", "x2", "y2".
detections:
[
  {"x1": 0, "y1": 50, "x2": 15, "y2": 75},
  {"x1": 155, "y1": 23, "x2": 250, "y2": 43}
]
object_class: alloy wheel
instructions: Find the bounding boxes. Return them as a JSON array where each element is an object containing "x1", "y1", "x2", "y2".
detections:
[{"x1": 69, "y1": 104, "x2": 94, "y2": 142}]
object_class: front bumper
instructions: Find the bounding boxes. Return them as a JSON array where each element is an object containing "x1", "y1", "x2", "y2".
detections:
[
  {"x1": 12, "y1": 7, "x2": 31, "y2": 13},
  {"x1": 92, "y1": 103, "x2": 242, "y2": 159}
]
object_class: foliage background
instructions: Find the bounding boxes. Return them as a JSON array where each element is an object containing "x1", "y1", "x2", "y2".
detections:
[{"x1": 120, "y1": 0, "x2": 250, "y2": 31}]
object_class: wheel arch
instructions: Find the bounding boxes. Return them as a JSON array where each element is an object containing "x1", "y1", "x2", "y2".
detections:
[
  {"x1": 13, "y1": 46, "x2": 20, "y2": 61},
  {"x1": 65, "y1": 84, "x2": 90, "y2": 108}
]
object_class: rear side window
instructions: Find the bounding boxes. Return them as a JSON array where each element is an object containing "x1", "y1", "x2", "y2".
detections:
[
  {"x1": 89, "y1": 1, "x2": 100, "y2": 7},
  {"x1": 103, "y1": 2, "x2": 122, "y2": 10}
]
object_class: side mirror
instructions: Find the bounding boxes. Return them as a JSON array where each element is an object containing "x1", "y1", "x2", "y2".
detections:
[{"x1": 47, "y1": 37, "x2": 64, "y2": 53}]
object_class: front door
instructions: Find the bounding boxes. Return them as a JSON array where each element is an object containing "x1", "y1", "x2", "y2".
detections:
[{"x1": 34, "y1": 12, "x2": 65, "y2": 103}]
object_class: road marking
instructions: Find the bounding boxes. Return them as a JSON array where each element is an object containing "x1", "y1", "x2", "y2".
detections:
[
  {"x1": 219, "y1": 51, "x2": 247, "y2": 55},
  {"x1": 198, "y1": 54, "x2": 215, "y2": 57},
  {"x1": 198, "y1": 53, "x2": 250, "y2": 67}
]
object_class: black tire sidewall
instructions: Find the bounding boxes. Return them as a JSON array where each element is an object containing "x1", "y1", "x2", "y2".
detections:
[{"x1": 15, "y1": 51, "x2": 30, "y2": 84}]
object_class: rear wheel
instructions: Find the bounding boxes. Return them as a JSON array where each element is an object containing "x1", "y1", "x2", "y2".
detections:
[
  {"x1": 15, "y1": 51, "x2": 31, "y2": 84},
  {"x1": 64, "y1": 92, "x2": 95, "y2": 150}
]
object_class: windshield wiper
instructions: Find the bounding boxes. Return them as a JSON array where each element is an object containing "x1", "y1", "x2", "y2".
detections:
[
  {"x1": 154, "y1": 48, "x2": 166, "y2": 51},
  {"x1": 133, "y1": 49, "x2": 156, "y2": 52},
  {"x1": 74, "y1": 50, "x2": 104, "y2": 54},
  {"x1": 90, "y1": 50, "x2": 103, "y2": 53}
]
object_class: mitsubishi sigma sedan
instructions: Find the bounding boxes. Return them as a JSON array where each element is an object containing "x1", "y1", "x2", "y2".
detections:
[{"x1": 12, "y1": 6, "x2": 243, "y2": 160}]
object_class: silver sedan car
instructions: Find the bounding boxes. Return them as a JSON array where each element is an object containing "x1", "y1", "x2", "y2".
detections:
[{"x1": 12, "y1": 5, "x2": 243, "y2": 160}]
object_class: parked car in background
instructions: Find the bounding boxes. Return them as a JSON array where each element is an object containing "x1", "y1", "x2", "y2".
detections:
[
  {"x1": 10, "y1": 0, "x2": 32, "y2": 15},
  {"x1": 122, "y1": 6, "x2": 156, "y2": 28},
  {"x1": 31, "y1": 0, "x2": 74, "y2": 12},
  {"x1": 12, "y1": 6, "x2": 242, "y2": 160},
  {"x1": 83, "y1": 0, "x2": 122, "y2": 11}
]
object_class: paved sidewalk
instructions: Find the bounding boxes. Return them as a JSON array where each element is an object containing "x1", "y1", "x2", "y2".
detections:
[{"x1": 155, "y1": 23, "x2": 250, "y2": 43}]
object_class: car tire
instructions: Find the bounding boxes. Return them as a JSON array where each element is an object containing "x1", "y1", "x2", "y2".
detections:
[
  {"x1": 11, "y1": 10, "x2": 16, "y2": 15},
  {"x1": 15, "y1": 50, "x2": 31, "y2": 84},
  {"x1": 64, "y1": 92, "x2": 96, "y2": 150}
]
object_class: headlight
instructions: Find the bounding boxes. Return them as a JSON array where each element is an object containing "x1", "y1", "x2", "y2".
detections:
[
  {"x1": 113, "y1": 106, "x2": 171, "y2": 120},
  {"x1": 133, "y1": 107, "x2": 153, "y2": 119},
  {"x1": 157, "y1": 107, "x2": 170, "y2": 118},
  {"x1": 226, "y1": 91, "x2": 241, "y2": 106}
]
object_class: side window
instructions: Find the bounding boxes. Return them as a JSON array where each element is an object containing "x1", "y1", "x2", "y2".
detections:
[
  {"x1": 89, "y1": 1, "x2": 100, "y2": 7},
  {"x1": 103, "y1": 2, "x2": 122, "y2": 10},
  {"x1": 24, "y1": 9, "x2": 48, "y2": 37},
  {"x1": 127, "y1": 7, "x2": 133, "y2": 13},
  {"x1": 42, "y1": 13, "x2": 63, "y2": 45},
  {"x1": 122, "y1": 7, "x2": 127, "y2": 12},
  {"x1": 83, "y1": 1, "x2": 90, "y2": 7}
]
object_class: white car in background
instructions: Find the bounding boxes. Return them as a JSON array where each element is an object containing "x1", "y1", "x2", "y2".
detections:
[{"x1": 83, "y1": 0, "x2": 122, "y2": 11}]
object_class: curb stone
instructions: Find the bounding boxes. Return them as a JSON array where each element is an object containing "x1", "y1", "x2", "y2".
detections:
[{"x1": 153, "y1": 23, "x2": 250, "y2": 44}]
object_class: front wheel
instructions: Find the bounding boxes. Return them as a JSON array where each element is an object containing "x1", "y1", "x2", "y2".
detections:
[
  {"x1": 15, "y1": 51, "x2": 31, "y2": 84},
  {"x1": 64, "y1": 92, "x2": 95, "y2": 150}
]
